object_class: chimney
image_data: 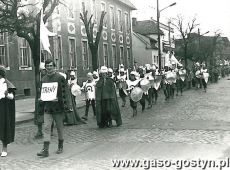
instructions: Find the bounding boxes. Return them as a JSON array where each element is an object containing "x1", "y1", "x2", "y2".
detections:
[{"x1": 132, "y1": 17, "x2": 137, "y2": 26}]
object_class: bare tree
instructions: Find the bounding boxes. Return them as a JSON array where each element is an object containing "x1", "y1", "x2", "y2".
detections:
[
  {"x1": 171, "y1": 15, "x2": 199, "y2": 69},
  {"x1": 80, "y1": 4, "x2": 106, "y2": 71},
  {"x1": 0, "y1": 0, "x2": 60, "y2": 112}
]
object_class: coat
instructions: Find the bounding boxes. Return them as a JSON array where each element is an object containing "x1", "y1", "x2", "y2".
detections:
[
  {"x1": 95, "y1": 77, "x2": 122, "y2": 127},
  {"x1": 0, "y1": 79, "x2": 16, "y2": 144}
]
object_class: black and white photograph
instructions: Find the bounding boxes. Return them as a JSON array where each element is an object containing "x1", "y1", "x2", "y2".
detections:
[{"x1": 0, "y1": 0, "x2": 230, "y2": 169}]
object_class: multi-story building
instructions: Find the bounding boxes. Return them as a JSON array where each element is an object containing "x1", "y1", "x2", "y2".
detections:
[
  {"x1": 132, "y1": 18, "x2": 175, "y2": 67},
  {"x1": 0, "y1": 0, "x2": 136, "y2": 96}
]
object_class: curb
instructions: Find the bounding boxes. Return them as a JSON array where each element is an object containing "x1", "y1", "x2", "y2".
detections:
[{"x1": 15, "y1": 102, "x2": 86, "y2": 125}]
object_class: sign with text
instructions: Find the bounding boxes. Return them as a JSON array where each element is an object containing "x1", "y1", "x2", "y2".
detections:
[{"x1": 40, "y1": 82, "x2": 58, "y2": 101}]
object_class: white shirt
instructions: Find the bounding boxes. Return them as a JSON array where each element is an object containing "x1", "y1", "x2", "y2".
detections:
[
  {"x1": 82, "y1": 81, "x2": 96, "y2": 100},
  {"x1": 0, "y1": 78, "x2": 14, "y2": 100},
  {"x1": 0, "y1": 78, "x2": 7, "y2": 99}
]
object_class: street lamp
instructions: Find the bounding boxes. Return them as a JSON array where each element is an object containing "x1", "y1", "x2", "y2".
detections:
[{"x1": 157, "y1": 1, "x2": 176, "y2": 70}]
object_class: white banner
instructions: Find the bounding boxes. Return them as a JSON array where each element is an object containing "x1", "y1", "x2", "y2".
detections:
[{"x1": 40, "y1": 82, "x2": 58, "y2": 101}]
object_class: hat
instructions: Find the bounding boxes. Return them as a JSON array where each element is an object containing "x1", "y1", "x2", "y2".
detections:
[
  {"x1": 70, "y1": 71, "x2": 75, "y2": 76},
  {"x1": 87, "y1": 72, "x2": 93, "y2": 77},
  {"x1": 150, "y1": 65, "x2": 156, "y2": 70},
  {"x1": 130, "y1": 71, "x2": 136, "y2": 75},
  {"x1": 120, "y1": 68, "x2": 125, "y2": 72},
  {"x1": 100, "y1": 66, "x2": 108, "y2": 73},
  {"x1": 93, "y1": 71, "x2": 98, "y2": 75},
  {"x1": 0, "y1": 65, "x2": 6, "y2": 77},
  {"x1": 87, "y1": 72, "x2": 93, "y2": 79},
  {"x1": 108, "y1": 68, "x2": 113, "y2": 73},
  {"x1": 145, "y1": 64, "x2": 151, "y2": 70}
]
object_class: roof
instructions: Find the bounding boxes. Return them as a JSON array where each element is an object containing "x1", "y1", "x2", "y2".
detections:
[
  {"x1": 133, "y1": 20, "x2": 164, "y2": 36},
  {"x1": 117, "y1": 0, "x2": 137, "y2": 10},
  {"x1": 133, "y1": 32, "x2": 158, "y2": 50}
]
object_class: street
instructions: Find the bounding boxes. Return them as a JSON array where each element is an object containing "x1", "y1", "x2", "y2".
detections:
[{"x1": 1, "y1": 78, "x2": 230, "y2": 170}]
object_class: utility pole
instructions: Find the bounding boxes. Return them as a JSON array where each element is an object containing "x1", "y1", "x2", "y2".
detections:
[
  {"x1": 168, "y1": 20, "x2": 171, "y2": 50},
  {"x1": 156, "y1": 0, "x2": 161, "y2": 70}
]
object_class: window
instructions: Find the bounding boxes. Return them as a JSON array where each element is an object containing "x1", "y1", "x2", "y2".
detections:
[
  {"x1": 103, "y1": 43, "x2": 109, "y2": 66},
  {"x1": 82, "y1": 40, "x2": 89, "y2": 69},
  {"x1": 56, "y1": 36, "x2": 63, "y2": 69},
  {"x1": 112, "y1": 45, "x2": 117, "y2": 68},
  {"x1": 68, "y1": 37, "x2": 77, "y2": 69},
  {"x1": 0, "y1": 33, "x2": 9, "y2": 67},
  {"x1": 127, "y1": 47, "x2": 131, "y2": 68},
  {"x1": 19, "y1": 37, "x2": 31, "y2": 68},
  {"x1": 91, "y1": 0, "x2": 97, "y2": 23},
  {"x1": 154, "y1": 55, "x2": 157, "y2": 64},
  {"x1": 101, "y1": 2, "x2": 107, "y2": 28},
  {"x1": 68, "y1": 1, "x2": 74, "y2": 19},
  {"x1": 119, "y1": 46, "x2": 124, "y2": 64},
  {"x1": 97, "y1": 49, "x2": 100, "y2": 67},
  {"x1": 117, "y1": 10, "x2": 123, "y2": 32},
  {"x1": 110, "y1": 6, "x2": 115, "y2": 30},
  {"x1": 124, "y1": 12, "x2": 130, "y2": 34}
]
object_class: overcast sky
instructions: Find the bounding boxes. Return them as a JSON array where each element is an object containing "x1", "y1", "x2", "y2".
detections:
[{"x1": 130, "y1": 0, "x2": 230, "y2": 39}]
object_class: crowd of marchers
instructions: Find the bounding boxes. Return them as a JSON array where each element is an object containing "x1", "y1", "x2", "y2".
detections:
[{"x1": 0, "y1": 50, "x2": 229, "y2": 158}]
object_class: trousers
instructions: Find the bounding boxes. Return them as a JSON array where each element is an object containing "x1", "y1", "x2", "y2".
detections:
[{"x1": 43, "y1": 113, "x2": 64, "y2": 142}]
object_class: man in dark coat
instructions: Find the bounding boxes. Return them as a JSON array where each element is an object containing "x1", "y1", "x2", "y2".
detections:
[
  {"x1": 95, "y1": 66, "x2": 122, "y2": 128},
  {"x1": 0, "y1": 65, "x2": 16, "y2": 157}
]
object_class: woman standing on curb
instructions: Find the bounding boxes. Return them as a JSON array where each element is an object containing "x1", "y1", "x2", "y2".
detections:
[{"x1": 0, "y1": 65, "x2": 16, "y2": 157}]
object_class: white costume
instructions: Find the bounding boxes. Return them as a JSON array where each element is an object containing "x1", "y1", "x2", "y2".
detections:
[{"x1": 82, "y1": 81, "x2": 96, "y2": 100}]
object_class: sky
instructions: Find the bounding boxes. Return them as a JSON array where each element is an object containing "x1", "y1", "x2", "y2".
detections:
[{"x1": 130, "y1": 0, "x2": 230, "y2": 39}]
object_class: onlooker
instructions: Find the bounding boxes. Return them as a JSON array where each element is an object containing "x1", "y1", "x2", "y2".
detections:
[{"x1": 0, "y1": 65, "x2": 16, "y2": 157}]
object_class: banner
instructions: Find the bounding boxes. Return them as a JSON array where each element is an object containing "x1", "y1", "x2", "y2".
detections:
[
  {"x1": 40, "y1": 82, "x2": 58, "y2": 101},
  {"x1": 40, "y1": 11, "x2": 56, "y2": 53}
]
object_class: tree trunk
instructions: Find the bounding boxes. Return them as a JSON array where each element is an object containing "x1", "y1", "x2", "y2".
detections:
[
  {"x1": 91, "y1": 46, "x2": 98, "y2": 71},
  {"x1": 184, "y1": 45, "x2": 188, "y2": 69},
  {"x1": 31, "y1": 40, "x2": 41, "y2": 114}
]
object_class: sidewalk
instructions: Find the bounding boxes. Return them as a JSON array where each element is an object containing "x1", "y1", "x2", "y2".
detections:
[{"x1": 15, "y1": 93, "x2": 86, "y2": 124}]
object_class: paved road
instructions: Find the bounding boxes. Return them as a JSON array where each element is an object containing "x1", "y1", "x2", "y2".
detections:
[{"x1": 1, "y1": 78, "x2": 230, "y2": 170}]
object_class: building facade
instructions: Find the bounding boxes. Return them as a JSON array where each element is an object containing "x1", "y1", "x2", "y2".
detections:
[
  {"x1": 0, "y1": 0, "x2": 136, "y2": 96},
  {"x1": 132, "y1": 18, "x2": 175, "y2": 67}
]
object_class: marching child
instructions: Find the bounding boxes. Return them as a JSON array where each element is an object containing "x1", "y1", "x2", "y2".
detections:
[{"x1": 81, "y1": 72, "x2": 96, "y2": 120}]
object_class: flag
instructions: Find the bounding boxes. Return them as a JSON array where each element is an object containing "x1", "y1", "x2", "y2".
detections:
[{"x1": 40, "y1": 11, "x2": 56, "y2": 54}]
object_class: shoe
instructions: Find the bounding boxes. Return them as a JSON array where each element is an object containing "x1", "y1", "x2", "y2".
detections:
[
  {"x1": 147, "y1": 104, "x2": 152, "y2": 109},
  {"x1": 34, "y1": 132, "x2": 43, "y2": 139},
  {"x1": 56, "y1": 140, "x2": 64, "y2": 154},
  {"x1": 37, "y1": 142, "x2": 49, "y2": 157},
  {"x1": 37, "y1": 149, "x2": 49, "y2": 157},
  {"x1": 82, "y1": 116, "x2": 88, "y2": 120},
  {"x1": 1, "y1": 151, "x2": 7, "y2": 157},
  {"x1": 106, "y1": 121, "x2": 113, "y2": 128}
]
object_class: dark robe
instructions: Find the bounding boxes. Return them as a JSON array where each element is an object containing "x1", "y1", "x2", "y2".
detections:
[
  {"x1": 95, "y1": 77, "x2": 122, "y2": 128},
  {"x1": 0, "y1": 79, "x2": 16, "y2": 144}
]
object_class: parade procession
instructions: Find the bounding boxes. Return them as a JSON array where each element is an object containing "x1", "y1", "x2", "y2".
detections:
[
  {"x1": 2, "y1": 0, "x2": 230, "y2": 169},
  {"x1": 0, "y1": 50, "x2": 215, "y2": 158},
  {"x1": 33, "y1": 50, "x2": 215, "y2": 158}
]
